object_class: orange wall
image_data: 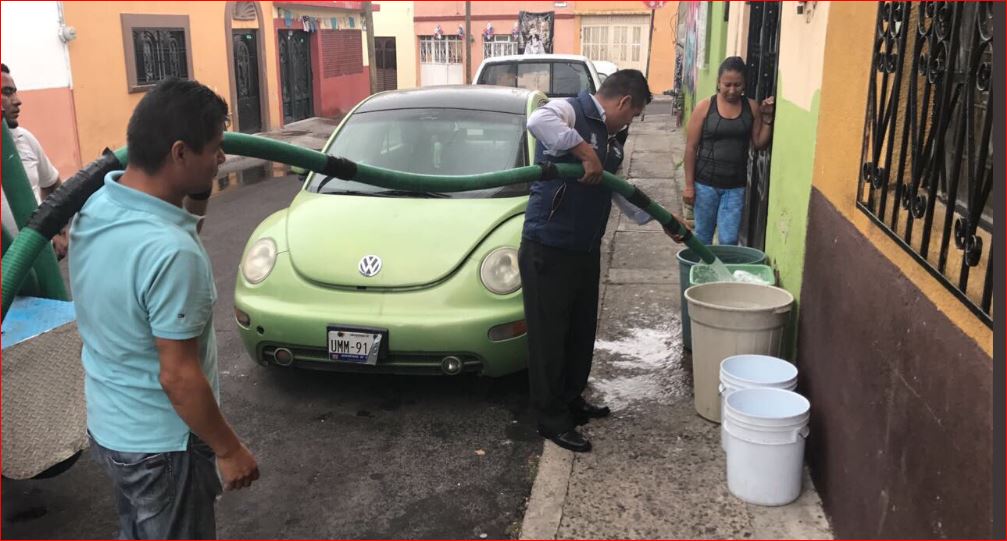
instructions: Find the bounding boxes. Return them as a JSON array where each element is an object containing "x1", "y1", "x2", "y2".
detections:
[
  {"x1": 63, "y1": 2, "x2": 283, "y2": 161},
  {"x1": 648, "y1": 4, "x2": 677, "y2": 93},
  {"x1": 15, "y1": 87, "x2": 82, "y2": 176},
  {"x1": 811, "y1": 3, "x2": 992, "y2": 354}
]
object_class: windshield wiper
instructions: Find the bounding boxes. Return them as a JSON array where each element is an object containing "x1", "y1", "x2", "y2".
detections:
[
  {"x1": 373, "y1": 189, "x2": 449, "y2": 198},
  {"x1": 315, "y1": 175, "x2": 447, "y2": 199},
  {"x1": 324, "y1": 190, "x2": 382, "y2": 197}
]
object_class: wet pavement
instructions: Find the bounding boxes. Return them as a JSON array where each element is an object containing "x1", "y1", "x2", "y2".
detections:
[{"x1": 2, "y1": 119, "x2": 541, "y2": 539}]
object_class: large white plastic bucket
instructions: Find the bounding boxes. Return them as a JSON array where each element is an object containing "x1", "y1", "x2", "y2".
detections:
[
  {"x1": 719, "y1": 355, "x2": 798, "y2": 451},
  {"x1": 723, "y1": 388, "x2": 810, "y2": 507},
  {"x1": 684, "y1": 282, "x2": 794, "y2": 421}
]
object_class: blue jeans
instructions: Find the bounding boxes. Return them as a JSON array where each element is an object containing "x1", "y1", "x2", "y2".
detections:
[
  {"x1": 89, "y1": 433, "x2": 222, "y2": 539},
  {"x1": 693, "y1": 183, "x2": 746, "y2": 245}
]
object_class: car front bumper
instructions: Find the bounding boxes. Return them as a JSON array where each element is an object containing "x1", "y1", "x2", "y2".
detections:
[{"x1": 234, "y1": 253, "x2": 527, "y2": 377}]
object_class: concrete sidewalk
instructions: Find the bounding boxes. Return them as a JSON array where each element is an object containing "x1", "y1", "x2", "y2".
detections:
[{"x1": 519, "y1": 97, "x2": 833, "y2": 539}]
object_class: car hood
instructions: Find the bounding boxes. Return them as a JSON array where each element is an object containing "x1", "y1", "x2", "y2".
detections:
[{"x1": 286, "y1": 192, "x2": 526, "y2": 288}]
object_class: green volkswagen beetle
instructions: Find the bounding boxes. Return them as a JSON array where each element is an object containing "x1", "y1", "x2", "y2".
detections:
[{"x1": 234, "y1": 86, "x2": 548, "y2": 377}]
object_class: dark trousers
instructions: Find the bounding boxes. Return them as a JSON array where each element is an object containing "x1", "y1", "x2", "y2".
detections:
[{"x1": 518, "y1": 239, "x2": 601, "y2": 434}]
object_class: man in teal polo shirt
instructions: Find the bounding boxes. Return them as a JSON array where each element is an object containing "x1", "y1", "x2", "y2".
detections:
[{"x1": 69, "y1": 79, "x2": 258, "y2": 539}]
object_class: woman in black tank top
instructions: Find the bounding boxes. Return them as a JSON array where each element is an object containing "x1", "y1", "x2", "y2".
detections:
[{"x1": 682, "y1": 57, "x2": 776, "y2": 245}]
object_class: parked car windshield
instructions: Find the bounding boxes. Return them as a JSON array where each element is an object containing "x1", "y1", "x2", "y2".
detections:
[
  {"x1": 478, "y1": 61, "x2": 593, "y2": 97},
  {"x1": 308, "y1": 108, "x2": 529, "y2": 199}
]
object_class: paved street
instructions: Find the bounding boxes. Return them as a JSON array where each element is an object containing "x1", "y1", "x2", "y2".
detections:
[{"x1": 2, "y1": 170, "x2": 542, "y2": 539}]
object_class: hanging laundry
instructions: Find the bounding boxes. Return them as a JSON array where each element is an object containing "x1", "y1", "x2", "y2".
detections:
[
  {"x1": 282, "y1": 8, "x2": 293, "y2": 28},
  {"x1": 348, "y1": 16, "x2": 355, "y2": 28},
  {"x1": 331, "y1": 17, "x2": 340, "y2": 30}
]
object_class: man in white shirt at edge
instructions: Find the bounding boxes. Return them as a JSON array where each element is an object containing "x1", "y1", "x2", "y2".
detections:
[{"x1": 2, "y1": 62, "x2": 68, "y2": 258}]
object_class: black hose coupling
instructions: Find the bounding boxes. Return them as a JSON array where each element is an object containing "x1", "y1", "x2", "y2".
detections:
[
  {"x1": 27, "y1": 148, "x2": 123, "y2": 239},
  {"x1": 323, "y1": 155, "x2": 358, "y2": 180},
  {"x1": 625, "y1": 186, "x2": 653, "y2": 211},
  {"x1": 537, "y1": 161, "x2": 560, "y2": 181}
]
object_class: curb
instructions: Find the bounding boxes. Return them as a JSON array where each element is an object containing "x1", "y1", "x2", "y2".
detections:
[{"x1": 519, "y1": 442, "x2": 574, "y2": 540}]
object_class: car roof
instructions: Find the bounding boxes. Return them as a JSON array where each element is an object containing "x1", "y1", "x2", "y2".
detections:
[
  {"x1": 479, "y1": 53, "x2": 593, "y2": 64},
  {"x1": 356, "y1": 85, "x2": 539, "y2": 114},
  {"x1": 592, "y1": 60, "x2": 619, "y2": 75}
]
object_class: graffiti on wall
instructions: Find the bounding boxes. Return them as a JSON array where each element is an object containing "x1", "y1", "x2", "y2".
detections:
[{"x1": 677, "y1": 1, "x2": 708, "y2": 95}]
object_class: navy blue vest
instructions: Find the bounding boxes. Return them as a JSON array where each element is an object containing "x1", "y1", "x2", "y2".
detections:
[{"x1": 522, "y1": 91, "x2": 625, "y2": 253}]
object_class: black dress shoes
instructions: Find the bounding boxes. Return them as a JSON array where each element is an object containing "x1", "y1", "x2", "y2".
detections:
[
  {"x1": 570, "y1": 398, "x2": 611, "y2": 421},
  {"x1": 539, "y1": 428, "x2": 592, "y2": 453}
]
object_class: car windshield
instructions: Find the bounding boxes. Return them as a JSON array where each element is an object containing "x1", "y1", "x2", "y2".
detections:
[
  {"x1": 307, "y1": 108, "x2": 529, "y2": 199},
  {"x1": 478, "y1": 61, "x2": 593, "y2": 97}
]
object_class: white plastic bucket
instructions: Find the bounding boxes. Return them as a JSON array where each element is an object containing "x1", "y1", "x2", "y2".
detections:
[
  {"x1": 684, "y1": 282, "x2": 794, "y2": 421},
  {"x1": 719, "y1": 355, "x2": 798, "y2": 452},
  {"x1": 723, "y1": 388, "x2": 810, "y2": 507}
]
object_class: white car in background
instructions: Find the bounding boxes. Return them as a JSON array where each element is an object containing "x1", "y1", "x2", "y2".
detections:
[
  {"x1": 592, "y1": 60, "x2": 620, "y2": 83},
  {"x1": 474, "y1": 54, "x2": 603, "y2": 98}
]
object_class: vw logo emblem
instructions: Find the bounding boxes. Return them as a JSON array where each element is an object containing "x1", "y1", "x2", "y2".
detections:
[{"x1": 358, "y1": 255, "x2": 382, "y2": 277}]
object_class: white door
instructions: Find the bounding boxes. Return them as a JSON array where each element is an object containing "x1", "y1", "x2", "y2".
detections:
[
  {"x1": 580, "y1": 15, "x2": 652, "y2": 73},
  {"x1": 419, "y1": 36, "x2": 464, "y2": 86}
]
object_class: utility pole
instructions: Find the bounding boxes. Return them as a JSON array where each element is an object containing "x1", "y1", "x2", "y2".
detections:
[
  {"x1": 464, "y1": 1, "x2": 472, "y2": 84},
  {"x1": 645, "y1": 8, "x2": 656, "y2": 80},
  {"x1": 364, "y1": 2, "x2": 378, "y2": 95}
]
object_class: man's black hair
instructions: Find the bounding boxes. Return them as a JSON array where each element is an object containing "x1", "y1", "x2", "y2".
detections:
[
  {"x1": 718, "y1": 56, "x2": 747, "y2": 79},
  {"x1": 1, "y1": 63, "x2": 9, "y2": 74},
  {"x1": 597, "y1": 69, "x2": 652, "y2": 108},
  {"x1": 126, "y1": 78, "x2": 229, "y2": 175}
]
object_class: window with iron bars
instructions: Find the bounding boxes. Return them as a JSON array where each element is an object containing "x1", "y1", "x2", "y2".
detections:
[
  {"x1": 121, "y1": 14, "x2": 193, "y2": 93},
  {"x1": 419, "y1": 36, "x2": 462, "y2": 64},
  {"x1": 484, "y1": 35, "x2": 518, "y2": 59},
  {"x1": 857, "y1": 2, "x2": 994, "y2": 326},
  {"x1": 132, "y1": 29, "x2": 189, "y2": 86}
]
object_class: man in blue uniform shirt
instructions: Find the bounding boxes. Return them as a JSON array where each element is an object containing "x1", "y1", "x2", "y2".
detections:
[{"x1": 521, "y1": 69, "x2": 678, "y2": 452}]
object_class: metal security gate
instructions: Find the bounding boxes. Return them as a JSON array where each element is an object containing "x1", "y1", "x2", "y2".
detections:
[
  {"x1": 233, "y1": 30, "x2": 262, "y2": 133},
  {"x1": 279, "y1": 29, "x2": 313, "y2": 123},
  {"x1": 419, "y1": 37, "x2": 463, "y2": 86},
  {"x1": 739, "y1": 2, "x2": 781, "y2": 250}
]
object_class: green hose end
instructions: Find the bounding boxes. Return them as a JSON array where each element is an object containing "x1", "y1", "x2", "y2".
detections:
[{"x1": 2, "y1": 228, "x2": 49, "y2": 320}]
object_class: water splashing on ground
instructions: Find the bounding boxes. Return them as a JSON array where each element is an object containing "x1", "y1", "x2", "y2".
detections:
[{"x1": 591, "y1": 322, "x2": 691, "y2": 411}]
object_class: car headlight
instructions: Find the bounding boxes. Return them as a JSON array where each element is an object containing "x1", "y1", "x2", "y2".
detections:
[
  {"x1": 242, "y1": 238, "x2": 277, "y2": 284},
  {"x1": 480, "y1": 247, "x2": 521, "y2": 295}
]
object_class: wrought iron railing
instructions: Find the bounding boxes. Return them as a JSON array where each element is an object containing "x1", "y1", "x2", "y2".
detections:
[{"x1": 857, "y1": 2, "x2": 994, "y2": 326}]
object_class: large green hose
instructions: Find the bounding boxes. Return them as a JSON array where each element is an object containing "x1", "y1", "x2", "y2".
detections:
[
  {"x1": 2, "y1": 120, "x2": 68, "y2": 302},
  {"x1": 217, "y1": 132, "x2": 715, "y2": 262},
  {"x1": 2, "y1": 132, "x2": 715, "y2": 321},
  {"x1": 2, "y1": 225, "x2": 42, "y2": 297}
]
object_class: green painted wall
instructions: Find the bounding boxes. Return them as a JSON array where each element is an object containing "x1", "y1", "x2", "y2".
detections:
[{"x1": 763, "y1": 77, "x2": 821, "y2": 358}]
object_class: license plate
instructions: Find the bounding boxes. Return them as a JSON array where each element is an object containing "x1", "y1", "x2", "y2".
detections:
[{"x1": 327, "y1": 328, "x2": 383, "y2": 364}]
